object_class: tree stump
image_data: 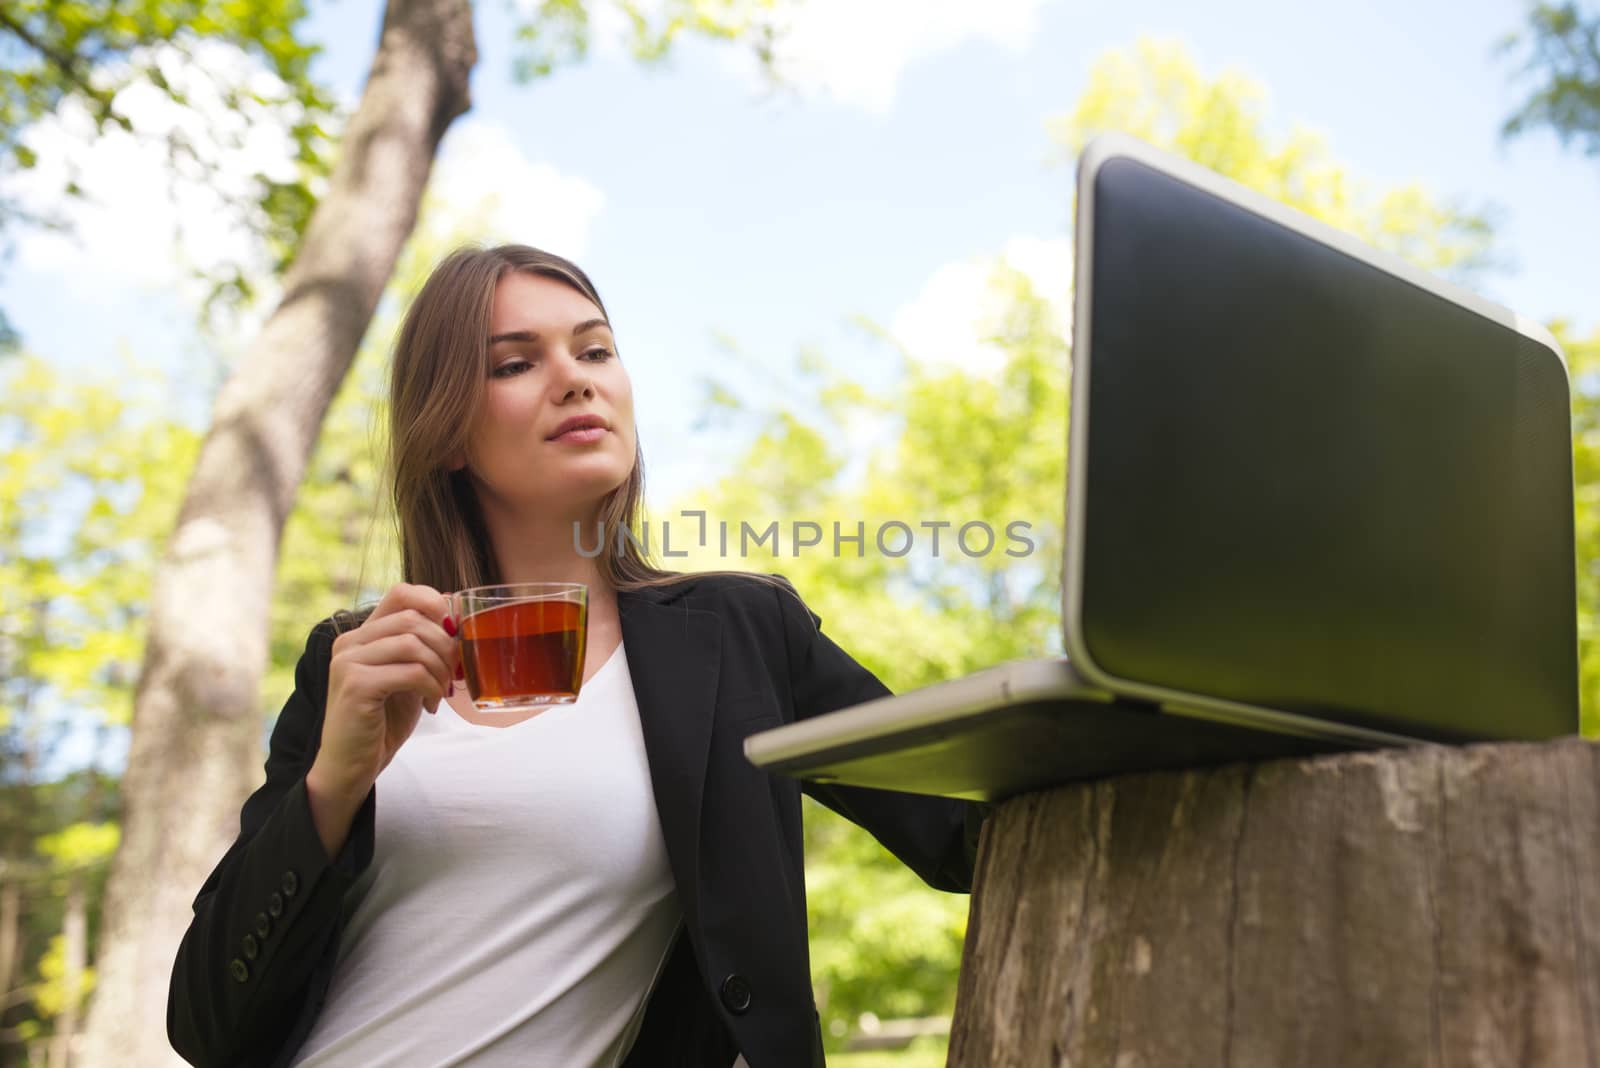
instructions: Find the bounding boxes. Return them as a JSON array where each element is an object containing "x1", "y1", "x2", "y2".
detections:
[{"x1": 947, "y1": 737, "x2": 1600, "y2": 1068}]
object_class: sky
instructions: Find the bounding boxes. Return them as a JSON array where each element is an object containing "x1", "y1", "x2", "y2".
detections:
[{"x1": 6, "y1": 0, "x2": 1599, "y2": 507}]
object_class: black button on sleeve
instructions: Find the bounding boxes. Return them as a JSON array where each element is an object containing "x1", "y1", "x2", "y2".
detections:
[
  {"x1": 255, "y1": 912, "x2": 272, "y2": 939},
  {"x1": 229, "y1": 959, "x2": 250, "y2": 983},
  {"x1": 719, "y1": 974, "x2": 752, "y2": 1015},
  {"x1": 281, "y1": 870, "x2": 300, "y2": 897},
  {"x1": 267, "y1": 891, "x2": 284, "y2": 918},
  {"x1": 241, "y1": 934, "x2": 259, "y2": 961}
]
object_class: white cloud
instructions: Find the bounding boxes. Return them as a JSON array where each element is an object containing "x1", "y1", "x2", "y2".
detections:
[
  {"x1": 736, "y1": 0, "x2": 1047, "y2": 116},
  {"x1": 891, "y1": 235, "x2": 1073, "y2": 376},
  {"x1": 417, "y1": 119, "x2": 606, "y2": 258},
  {"x1": 12, "y1": 38, "x2": 304, "y2": 305}
]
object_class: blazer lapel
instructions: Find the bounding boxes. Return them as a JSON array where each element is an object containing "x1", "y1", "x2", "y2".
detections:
[{"x1": 617, "y1": 586, "x2": 722, "y2": 930}]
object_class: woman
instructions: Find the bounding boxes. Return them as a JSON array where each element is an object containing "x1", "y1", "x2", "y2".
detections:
[{"x1": 167, "y1": 245, "x2": 988, "y2": 1068}]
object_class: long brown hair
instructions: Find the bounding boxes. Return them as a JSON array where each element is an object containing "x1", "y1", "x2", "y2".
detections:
[{"x1": 385, "y1": 243, "x2": 787, "y2": 602}]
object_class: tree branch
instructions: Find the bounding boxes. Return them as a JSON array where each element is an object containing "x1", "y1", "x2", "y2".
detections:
[{"x1": 0, "y1": 9, "x2": 122, "y2": 127}]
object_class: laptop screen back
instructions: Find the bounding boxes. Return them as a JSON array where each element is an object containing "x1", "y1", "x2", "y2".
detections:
[{"x1": 1074, "y1": 154, "x2": 1577, "y2": 742}]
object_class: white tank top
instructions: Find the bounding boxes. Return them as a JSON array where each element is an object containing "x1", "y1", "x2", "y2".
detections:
[{"x1": 291, "y1": 641, "x2": 682, "y2": 1068}]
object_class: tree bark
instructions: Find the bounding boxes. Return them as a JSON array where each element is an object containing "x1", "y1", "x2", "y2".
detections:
[
  {"x1": 48, "y1": 875, "x2": 85, "y2": 1068},
  {"x1": 79, "y1": 1, "x2": 476, "y2": 1062},
  {"x1": 0, "y1": 879, "x2": 19, "y2": 1002},
  {"x1": 948, "y1": 737, "x2": 1600, "y2": 1068}
]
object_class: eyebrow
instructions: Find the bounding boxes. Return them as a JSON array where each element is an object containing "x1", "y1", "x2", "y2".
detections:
[{"x1": 488, "y1": 318, "x2": 611, "y2": 346}]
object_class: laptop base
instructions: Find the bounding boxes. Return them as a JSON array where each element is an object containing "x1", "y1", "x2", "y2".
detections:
[{"x1": 761, "y1": 695, "x2": 1403, "y2": 803}]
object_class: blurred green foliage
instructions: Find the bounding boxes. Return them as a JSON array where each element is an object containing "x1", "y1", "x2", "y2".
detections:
[
  {"x1": 0, "y1": 0, "x2": 336, "y2": 325},
  {"x1": 511, "y1": 0, "x2": 786, "y2": 80},
  {"x1": 830, "y1": 1036, "x2": 949, "y2": 1068},
  {"x1": 0, "y1": 353, "x2": 192, "y2": 1057},
  {"x1": 0, "y1": 354, "x2": 199, "y2": 732},
  {"x1": 1501, "y1": 2, "x2": 1600, "y2": 157},
  {"x1": 1052, "y1": 37, "x2": 1499, "y2": 278},
  {"x1": 0, "y1": 768, "x2": 120, "y2": 1057},
  {"x1": 1558, "y1": 322, "x2": 1600, "y2": 734}
]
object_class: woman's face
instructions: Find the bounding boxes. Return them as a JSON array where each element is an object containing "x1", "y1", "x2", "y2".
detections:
[{"x1": 462, "y1": 270, "x2": 637, "y2": 516}]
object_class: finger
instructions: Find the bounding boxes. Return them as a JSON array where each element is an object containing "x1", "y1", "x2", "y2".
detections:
[
  {"x1": 367, "y1": 583, "x2": 450, "y2": 627},
  {"x1": 340, "y1": 634, "x2": 452, "y2": 699},
  {"x1": 344, "y1": 609, "x2": 456, "y2": 667},
  {"x1": 332, "y1": 630, "x2": 455, "y2": 718},
  {"x1": 369, "y1": 635, "x2": 452, "y2": 698},
  {"x1": 334, "y1": 590, "x2": 422, "y2": 659},
  {"x1": 373, "y1": 661, "x2": 448, "y2": 709}
]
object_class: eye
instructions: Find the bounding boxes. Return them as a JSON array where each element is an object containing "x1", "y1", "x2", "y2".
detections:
[
  {"x1": 580, "y1": 347, "x2": 614, "y2": 362},
  {"x1": 491, "y1": 358, "x2": 532, "y2": 379}
]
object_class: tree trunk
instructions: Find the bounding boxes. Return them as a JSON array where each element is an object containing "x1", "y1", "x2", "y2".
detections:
[
  {"x1": 0, "y1": 879, "x2": 19, "y2": 1001},
  {"x1": 47, "y1": 876, "x2": 85, "y2": 1068},
  {"x1": 79, "y1": 1, "x2": 476, "y2": 1061},
  {"x1": 948, "y1": 737, "x2": 1600, "y2": 1068}
]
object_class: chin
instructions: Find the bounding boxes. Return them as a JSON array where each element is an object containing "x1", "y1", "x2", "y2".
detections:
[
  {"x1": 559, "y1": 464, "x2": 635, "y2": 507},
  {"x1": 475, "y1": 461, "x2": 634, "y2": 518}
]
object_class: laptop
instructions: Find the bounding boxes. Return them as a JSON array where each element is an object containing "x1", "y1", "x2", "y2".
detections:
[{"x1": 744, "y1": 133, "x2": 1579, "y2": 803}]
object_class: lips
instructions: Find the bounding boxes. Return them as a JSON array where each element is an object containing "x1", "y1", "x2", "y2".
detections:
[{"x1": 547, "y1": 415, "x2": 607, "y2": 440}]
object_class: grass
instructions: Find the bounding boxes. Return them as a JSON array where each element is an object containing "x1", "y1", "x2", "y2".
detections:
[{"x1": 828, "y1": 1037, "x2": 949, "y2": 1068}]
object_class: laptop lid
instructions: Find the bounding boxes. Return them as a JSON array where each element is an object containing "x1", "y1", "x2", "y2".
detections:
[{"x1": 1064, "y1": 135, "x2": 1578, "y2": 744}]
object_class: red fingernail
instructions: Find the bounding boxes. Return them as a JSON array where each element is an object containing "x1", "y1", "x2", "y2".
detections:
[
  {"x1": 454, "y1": 662, "x2": 465, "y2": 681},
  {"x1": 447, "y1": 681, "x2": 455, "y2": 698},
  {"x1": 442, "y1": 615, "x2": 457, "y2": 637}
]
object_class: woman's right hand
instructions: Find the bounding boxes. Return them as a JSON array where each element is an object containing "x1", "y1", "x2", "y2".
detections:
[{"x1": 305, "y1": 583, "x2": 457, "y2": 859}]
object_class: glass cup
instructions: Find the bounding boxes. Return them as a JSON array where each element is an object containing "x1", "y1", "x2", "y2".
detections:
[{"x1": 451, "y1": 583, "x2": 589, "y2": 711}]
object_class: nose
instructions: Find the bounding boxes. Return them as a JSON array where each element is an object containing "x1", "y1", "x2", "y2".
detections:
[{"x1": 552, "y1": 354, "x2": 595, "y2": 403}]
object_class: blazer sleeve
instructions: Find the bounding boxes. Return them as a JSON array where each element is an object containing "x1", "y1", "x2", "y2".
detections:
[
  {"x1": 771, "y1": 577, "x2": 990, "y2": 893},
  {"x1": 167, "y1": 623, "x2": 378, "y2": 1068}
]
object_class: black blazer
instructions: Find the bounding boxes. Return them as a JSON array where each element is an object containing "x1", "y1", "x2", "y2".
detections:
[{"x1": 168, "y1": 573, "x2": 986, "y2": 1068}]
